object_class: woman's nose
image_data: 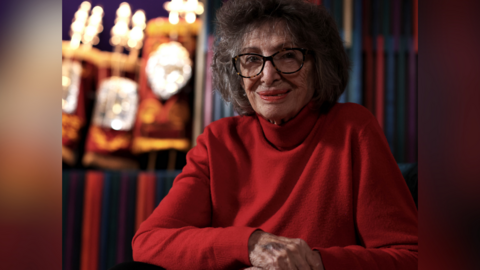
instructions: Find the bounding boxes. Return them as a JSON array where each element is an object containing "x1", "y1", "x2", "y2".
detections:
[{"x1": 261, "y1": 60, "x2": 281, "y2": 85}]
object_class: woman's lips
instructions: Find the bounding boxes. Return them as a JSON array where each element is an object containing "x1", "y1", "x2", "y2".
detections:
[{"x1": 257, "y1": 89, "x2": 291, "y2": 102}]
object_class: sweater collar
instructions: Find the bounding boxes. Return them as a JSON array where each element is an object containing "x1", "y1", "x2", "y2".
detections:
[{"x1": 256, "y1": 102, "x2": 319, "y2": 151}]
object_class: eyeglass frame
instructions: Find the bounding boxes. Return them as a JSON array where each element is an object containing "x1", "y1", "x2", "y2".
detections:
[{"x1": 232, "y1": 48, "x2": 308, "y2": 78}]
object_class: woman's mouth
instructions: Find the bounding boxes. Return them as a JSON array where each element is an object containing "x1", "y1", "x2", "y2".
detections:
[{"x1": 257, "y1": 90, "x2": 291, "y2": 101}]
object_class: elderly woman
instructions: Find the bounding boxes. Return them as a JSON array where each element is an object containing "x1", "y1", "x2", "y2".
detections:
[{"x1": 127, "y1": 0, "x2": 418, "y2": 269}]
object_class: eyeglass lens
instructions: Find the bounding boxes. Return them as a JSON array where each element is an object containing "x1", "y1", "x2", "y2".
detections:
[{"x1": 235, "y1": 50, "x2": 304, "y2": 77}]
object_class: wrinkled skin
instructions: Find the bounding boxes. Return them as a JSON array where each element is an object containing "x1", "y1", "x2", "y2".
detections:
[{"x1": 247, "y1": 231, "x2": 324, "y2": 270}]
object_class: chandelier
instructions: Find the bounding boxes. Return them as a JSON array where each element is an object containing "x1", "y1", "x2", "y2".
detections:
[{"x1": 164, "y1": 0, "x2": 204, "y2": 24}]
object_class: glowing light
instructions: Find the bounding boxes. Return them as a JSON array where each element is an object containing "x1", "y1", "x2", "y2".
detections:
[
  {"x1": 93, "y1": 77, "x2": 138, "y2": 131},
  {"x1": 83, "y1": 36, "x2": 92, "y2": 43},
  {"x1": 122, "y1": 101, "x2": 131, "y2": 110},
  {"x1": 112, "y1": 103, "x2": 122, "y2": 114},
  {"x1": 129, "y1": 27, "x2": 143, "y2": 40},
  {"x1": 72, "y1": 32, "x2": 82, "y2": 40},
  {"x1": 117, "y1": 2, "x2": 131, "y2": 18},
  {"x1": 169, "y1": 11, "x2": 179, "y2": 24},
  {"x1": 183, "y1": 65, "x2": 192, "y2": 74},
  {"x1": 71, "y1": 20, "x2": 85, "y2": 33},
  {"x1": 71, "y1": 2, "x2": 103, "y2": 48},
  {"x1": 89, "y1": 14, "x2": 102, "y2": 25},
  {"x1": 62, "y1": 61, "x2": 82, "y2": 113},
  {"x1": 185, "y1": 12, "x2": 196, "y2": 23},
  {"x1": 92, "y1": 36, "x2": 100, "y2": 45},
  {"x1": 84, "y1": 36, "x2": 93, "y2": 43},
  {"x1": 127, "y1": 39, "x2": 137, "y2": 48},
  {"x1": 80, "y1": 1, "x2": 91, "y2": 11},
  {"x1": 170, "y1": 0, "x2": 183, "y2": 11},
  {"x1": 112, "y1": 20, "x2": 129, "y2": 36},
  {"x1": 184, "y1": 1, "x2": 193, "y2": 11},
  {"x1": 70, "y1": 36, "x2": 81, "y2": 49},
  {"x1": 166, "y1": 82, "x2": 178, "y2": 94},
  {"x1": 146, "y1": 41, "x2": 193, "y2": 100},
  {"x1": 110, "y1": 36, "x2": 121, "y2": 46},
  {"x1": 195, "y1": 3, "x2": 204, "y2": 15},
  {"x1": 163, "y1": 3, "x2": 171, "y2": 11},
  {"x1": 167, "y1": 71, "x2": 180, "y2": 82},
  {"x1": 176, "y1": 75, "x2": 185, "y2": 84},
  {"x1": 164, "y1": 0, "x2": 203, "y2": 24},
  {"x1": 132, "y1": 10, "x2": 146, "y2": 27},
  {"x1": 74, "y1": 10, "x2": 88, "y2": 21},
  {"x1": 109, "y1": 4, "x2": 146, "y2": 50},
  {"x1": 92, "y1": 6, "x2": 103, "y2": 15},
  {"x1": 111, "y1": 119, "x2": 123, "y2": 130},
  {"x1": 85, "y1": 25, "x2": 97, "y2": 36}
]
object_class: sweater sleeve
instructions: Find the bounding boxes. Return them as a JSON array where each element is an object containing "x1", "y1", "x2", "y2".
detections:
[
  {"x1": 315, "y1": 118, "x2": 418, "y2": 270},
  {"x1": 132, "y1": 127, "x2": 258, "y2": 270}
]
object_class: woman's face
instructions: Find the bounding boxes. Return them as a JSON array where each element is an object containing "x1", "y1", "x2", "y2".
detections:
[{"x1": 241, "y1": 23, "x2": 315, "y2": 125}]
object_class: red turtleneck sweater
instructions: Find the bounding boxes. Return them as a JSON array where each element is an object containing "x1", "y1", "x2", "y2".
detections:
[{"x1": 132, "y1": 103, "x2": 418, "y2": 270}]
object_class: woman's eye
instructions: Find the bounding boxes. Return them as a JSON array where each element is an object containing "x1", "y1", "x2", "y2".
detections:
[
  {"x1": 246, "y1": 56, "x2": 261, "y2": 63},
  {"x1": 282, "y1": 52, "x2": 295, "y2": 59}
]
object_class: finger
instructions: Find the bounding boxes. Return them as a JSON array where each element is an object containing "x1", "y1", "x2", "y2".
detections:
[
  {"x1": 263, "y1": 242, "x2": 286, "y2": 251},
  {"x1": 255, "y1": 235, "x2": 312, "y2": 270},
  {"x1": 270, "y1": 247, "x2": 297, "y2": 270},
  {"x1": 286, "y1": 245, "x2": 310, "y2": 270},
  {"x1": 260, "y1": 242, "x2": 295, "y2": 270},
  {"x1": 250, "y1": 243, "x2": 277, "y2": 269},
  {"x1": 278, "y1": 239, "x2": 311, "y2": 270},
  {"x1": 305, "y1": 250, "x2": 323, "y2": 270},
  {"x1": 260, "y1": 233, "x2": 293, "y2": 245}
]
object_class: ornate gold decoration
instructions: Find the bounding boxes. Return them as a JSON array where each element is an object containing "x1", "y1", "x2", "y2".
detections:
[
  {"x1": 62, "y1": 145, "x2": 76, "y2": 165},
  {"x1": 145, "y1": 18, "x2": 200, "y2": 37},
  {"x1": 139, "y1": 99, "x2": 162, "y2": 124},
  {"x1": 62, "y1": 41, "x2": 139, "y2": 72},
  {"x1": 92, "y1": 76, "x2": 139, "y2": 131},
  {"x1": 90, "y1": 126, "x2": 131, "y2": 152},
  {"x1": 146, "y1": 41, "x2": 193, "y2": 100},
  {"x1": 62, "y1": 60, "x2": 82, "y2": 114},
  {"x1": 169, "y1": 101, "x2": 190, "y2": 129},
  {"x1": 62, "y1": 113, "x2": 84, "y2": 141},
  {"x1": 82, "y1": 151, "x2": 139, "y2": 170},
  {"x1": 132, "y1": 137, "x2": 190, "y2": 154}
]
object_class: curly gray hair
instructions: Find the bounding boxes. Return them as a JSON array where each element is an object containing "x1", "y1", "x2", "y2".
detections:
[{"x1": 211, "y1": 0, "x2": 350, "y2": 115}]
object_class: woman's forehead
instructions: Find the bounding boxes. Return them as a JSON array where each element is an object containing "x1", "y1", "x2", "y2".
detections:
[{"x1": 241, "y1": 22, "x2": 296, "y2": 51}]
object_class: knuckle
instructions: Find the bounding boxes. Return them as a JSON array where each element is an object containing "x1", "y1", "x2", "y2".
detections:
[
  {"x1": 296, "y1": 238, "x2": 307, "y2": 247},
  {"x1": 287, "y1": 243, "x2": 300, "y2": 253},
  {"x1": 278, "y1": 249, "x2": 288, "y2": 258},
  {"x1": 298, "y1": 262, "x2": 310, "y2": 270},
  {"x1": 285, "y1": 241, "x2": 295, "y2": 248}
]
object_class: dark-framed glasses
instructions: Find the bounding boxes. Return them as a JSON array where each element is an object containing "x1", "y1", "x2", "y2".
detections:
[{"x1": 232, "y1": 48, "x2": 308, "y2": 78}]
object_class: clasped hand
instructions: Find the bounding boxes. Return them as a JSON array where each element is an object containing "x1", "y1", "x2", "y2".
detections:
[{"x1": 246, "y1": 230, "x2": 324, "y2": 270}]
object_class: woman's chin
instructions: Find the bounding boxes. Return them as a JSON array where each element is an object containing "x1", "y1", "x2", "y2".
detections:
[
  {"x1": 258, "y1": 105, "x2": 300, "y2": 124},
  {"x1": 261, "y1": 113, "x2": 292, "y2": 125}
]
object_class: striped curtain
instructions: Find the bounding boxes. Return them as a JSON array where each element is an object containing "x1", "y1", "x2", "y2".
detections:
[{"x1": 62, "y1": 170, "x2": 181, "y2": 270}]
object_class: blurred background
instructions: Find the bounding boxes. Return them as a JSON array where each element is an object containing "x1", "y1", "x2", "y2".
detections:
[{"x1": 61, "y1": 0, "x2": 418, "y2": 173}]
